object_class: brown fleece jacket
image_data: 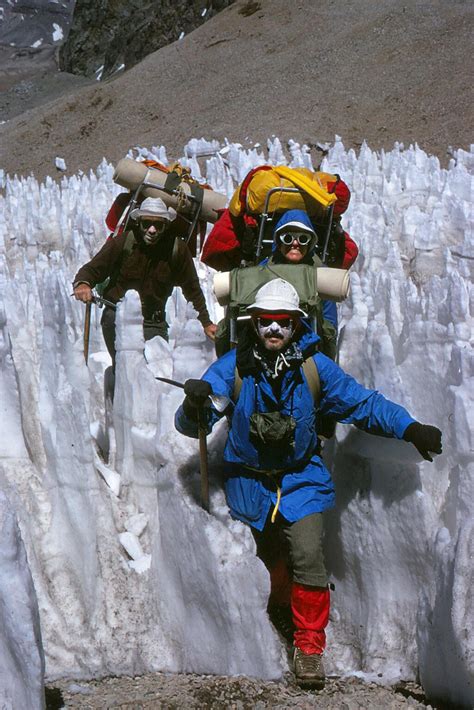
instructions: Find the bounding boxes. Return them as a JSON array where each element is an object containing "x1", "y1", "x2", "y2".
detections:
[{"x1": 73, "y1": 228, "x2": 212, "y2": 326}]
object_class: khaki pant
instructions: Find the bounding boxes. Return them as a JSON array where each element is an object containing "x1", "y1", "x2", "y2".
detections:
[{"x1": 252, "y1": 511, "x2": 328, "y2": 588}]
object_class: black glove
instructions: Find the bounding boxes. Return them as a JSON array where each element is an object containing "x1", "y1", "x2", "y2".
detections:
[
  {"x1": 182, "y1": 379, "x2": 212, "y2": 419},
  {"x1": 403, "y1": 422, "x2": 442, "y2": 462}
]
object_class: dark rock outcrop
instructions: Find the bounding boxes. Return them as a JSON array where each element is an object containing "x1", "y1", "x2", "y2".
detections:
[
  {"x1": 0, "y1": 0, "x2": 75, "y2": 49},
  {"x1": 59, "y1": 0, "x2": 235, "y2": 79}
]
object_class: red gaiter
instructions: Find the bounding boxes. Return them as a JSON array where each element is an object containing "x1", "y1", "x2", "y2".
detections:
[{"x1": 291, "y1": 583, "x2": 330, "y2": 654}]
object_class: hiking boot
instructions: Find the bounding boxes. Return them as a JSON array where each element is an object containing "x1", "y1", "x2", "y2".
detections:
[
  {"x1": 293, "y1": 647, "x2": 325, "y2": 689},
  {"x1": 268, "y1": 603, "x2": 294, "y2": 643}
]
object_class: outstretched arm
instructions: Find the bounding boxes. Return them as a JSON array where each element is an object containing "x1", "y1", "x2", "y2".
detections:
[{"x1": 316, "y1": 354, "x2": 442, "y2": 459}]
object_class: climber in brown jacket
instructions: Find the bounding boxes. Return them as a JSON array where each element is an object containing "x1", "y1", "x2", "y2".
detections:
[{"x1": 73, "y1": 197, "x2": 217, "y2": 362}]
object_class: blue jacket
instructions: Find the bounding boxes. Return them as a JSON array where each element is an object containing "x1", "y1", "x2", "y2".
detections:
[{"x1": 175, "y1": 329, "x2": 414, "y2": 530}]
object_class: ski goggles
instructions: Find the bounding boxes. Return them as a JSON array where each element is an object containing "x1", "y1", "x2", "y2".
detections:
[
  {"x1": 278, "y1": 231, "x2": 313, "y2": 246},
  {"x1": 254, "y1": 313, "x2": 296, "y2": 329},
  {"x1": 139, "y1": 219, "x2": 167, "y2": 233}
]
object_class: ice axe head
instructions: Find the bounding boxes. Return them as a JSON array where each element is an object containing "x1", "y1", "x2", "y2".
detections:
[
  {"x1": 154, "y1": 375, "x2": 230, "y2": 413},
  {"x1": 208, "y1": 393, "x2": 231, "y2": 413}
]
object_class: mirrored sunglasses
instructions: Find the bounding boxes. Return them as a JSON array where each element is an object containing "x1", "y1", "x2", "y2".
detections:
[
  {"x1": 140, "y1": 219, "x2": 167, "y2": 232},
  {"x1": 279, "y1": 231, "x2": 312, "y2": 246},
  {"x1": 255, "y1": 313, "x2": 295, "y2": 328}
]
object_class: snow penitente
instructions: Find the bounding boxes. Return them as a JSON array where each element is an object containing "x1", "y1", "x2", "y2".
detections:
[{"x1": 0, "y1": 138, "x2": 471, "y2": 709}]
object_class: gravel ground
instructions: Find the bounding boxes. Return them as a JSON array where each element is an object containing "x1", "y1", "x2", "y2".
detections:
[{"x1": 46, "y1": 672, "x2": 433, "y2": 709}]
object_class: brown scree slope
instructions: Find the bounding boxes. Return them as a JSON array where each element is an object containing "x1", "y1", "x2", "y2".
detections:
[{"x1": 0, "y1": 0, "x2": 472, "y2": 180}]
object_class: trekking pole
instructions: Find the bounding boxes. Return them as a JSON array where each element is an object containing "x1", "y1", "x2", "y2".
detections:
[{"x1": 83, "y1": 302, "x2": 92, "y2": 365}]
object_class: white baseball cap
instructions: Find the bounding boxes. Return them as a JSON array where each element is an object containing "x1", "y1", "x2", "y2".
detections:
[{"x1": 247, "y1": 279, "x2": 307, "y2": 316}]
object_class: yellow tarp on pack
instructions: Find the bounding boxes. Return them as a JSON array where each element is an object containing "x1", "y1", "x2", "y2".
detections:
[{"x1": 229, "y1": 166, "x2": 338, "y2": 218}]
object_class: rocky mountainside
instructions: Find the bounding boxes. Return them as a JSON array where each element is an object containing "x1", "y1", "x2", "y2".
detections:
[
  {"x1": 0, "y1": 0, "x2": 472, "y2": 180},
  {"x1": 0, "y1": 0, "x2": 234, "y2": 126},
  {"x1": 59, "y1": 0, "x2": 235, "y2": 80}
]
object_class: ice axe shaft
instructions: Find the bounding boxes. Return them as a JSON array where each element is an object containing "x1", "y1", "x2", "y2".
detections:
[
  {"x1": 83, "y1": 302, "x2": 92, "y2": 365},
  {"x1": 198, "y1": 409, "x2": 210, "y2": 512},
  {"x1": 154, "y1": 375, "x2": 210, "y2": 512}
]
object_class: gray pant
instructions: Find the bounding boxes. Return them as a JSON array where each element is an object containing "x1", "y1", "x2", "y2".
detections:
[{"x1": 253, "y1": 512, "x2": 328, "y2": 588}]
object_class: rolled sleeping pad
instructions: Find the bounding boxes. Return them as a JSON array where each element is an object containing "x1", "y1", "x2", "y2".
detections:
[
  {"x1": 113, "y1": 158, "x2": 227, "y2": 224},
  {"x1": 213, "y1": 272, "x2": 231, "y2": 306},
  {"x1": 212, "y1": 267, "x2": 350, "y2": 307},
  {"x1": 315, "y1": 267, "x2": 351, "y2": 302}
]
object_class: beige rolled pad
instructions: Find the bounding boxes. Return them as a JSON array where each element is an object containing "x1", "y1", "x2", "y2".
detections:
[
  {"x1": 113, "y1": 158, "x2": 227, "y2": 223},
  {"x1": 213, "y1": 271, "x2": 231, "y2": 306},
  {"x1": 315, "y1": 267, "x2": 350, "y2": 302}
]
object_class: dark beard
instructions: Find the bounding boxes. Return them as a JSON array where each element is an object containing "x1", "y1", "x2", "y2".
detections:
[{"x1": 253, "y1": 340, "x2": 304, "y2": 380}]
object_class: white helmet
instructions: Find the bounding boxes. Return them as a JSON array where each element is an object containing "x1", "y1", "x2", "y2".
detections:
[
  {"x1": 247, "y1": 279, "x2": 307, "y2": 316},
  {"x1": 130, "y1": 197, "x2": 177, "y2": 222}
]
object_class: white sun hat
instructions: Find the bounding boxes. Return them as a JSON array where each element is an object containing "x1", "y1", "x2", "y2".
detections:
[
  {"x1": 247, "y1": 279, "x2": 307, "y2": 316},
  {"x1": 130, "y1": 197, "x2": 177, "y2": 222}
]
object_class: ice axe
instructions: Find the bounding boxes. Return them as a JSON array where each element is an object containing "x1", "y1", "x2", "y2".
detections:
[
  {"x1": 73, "y1": 291, "x2": 117, "y2": 365},
  {"x1": 84, "y1": 296, "x2": 116, "y2": 365},
  {"x1": 154, "y1": 376, "x2": 230, "y2": 512}
]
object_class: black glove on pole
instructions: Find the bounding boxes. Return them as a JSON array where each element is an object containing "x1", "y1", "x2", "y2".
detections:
[
  {"x1": 183, "y1": 379, "x2": 212, "y2": 419},
  {"x1": 403, "y1": 422, "x2": 443, "y2": 462}
]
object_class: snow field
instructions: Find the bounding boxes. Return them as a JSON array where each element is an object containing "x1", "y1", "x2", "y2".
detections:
[{"x1": 0, "y1": 137, "x2": 472, "y2": 708}]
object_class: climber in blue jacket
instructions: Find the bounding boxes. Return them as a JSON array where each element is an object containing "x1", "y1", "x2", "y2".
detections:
[{"x1": 175, "y1": 278, "x2": 442, "y2": 689}]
